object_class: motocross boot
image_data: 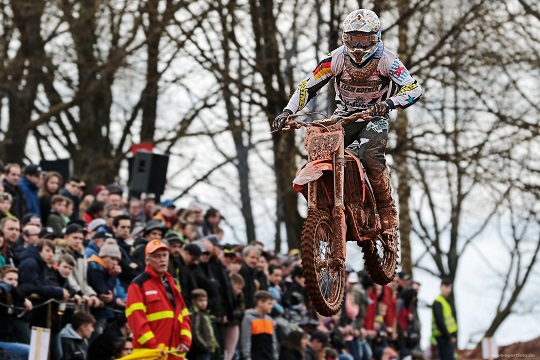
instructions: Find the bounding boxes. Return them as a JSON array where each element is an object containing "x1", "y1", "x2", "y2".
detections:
[{"x1": 368, "y1": 169, "x2": 398, "y2": 233}]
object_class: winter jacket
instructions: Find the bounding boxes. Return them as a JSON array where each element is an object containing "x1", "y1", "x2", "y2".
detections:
[
  {"x1": 126, "y1": 265, "x2": 192, "y2": 358},
  {"x1": 87, "y1": 254, "x2": 117, "y2": 319},
  {"x1": 2, "y1": 179, "x2": 25, "y2": 219},
  {"x1": 240, "y1": 309, "x2": 277, "y2": 360},
  {"x1": 116, "y1": 237, "x2": 140, "y2": 290},
  {"x1": 18, "y1": 245, "x2": 64, "y2": 300},
  {"x1": 239, "y1": 264, "x2": 258, "y2": 309},
  {"x1": 47, "y1": 211, "x2": 67, "y2": 238},
  {"x1": 189, "y1": 305, "x2": 218, "y2": 354},
  {"x1": 18, "y1": 176, "x2": 40, "y2": 217},
  {"x1": 60, "y1": 323, "x2": 89, "y2": 360},
  {"x1": 0, "y1": 281, "x2": 27, "y2": 342},
  {"x1": 279, "y1": 346, "x2": 304, "y2": 360}
]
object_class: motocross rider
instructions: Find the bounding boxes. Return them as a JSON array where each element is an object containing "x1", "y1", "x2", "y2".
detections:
[{"x1": 272, "y1": 9, "x2": 423, "y2": 235}]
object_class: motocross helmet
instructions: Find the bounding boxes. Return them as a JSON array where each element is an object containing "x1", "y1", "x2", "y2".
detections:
[{"x1": 342, "y1": 9, "x2": 382, "y2": 64}]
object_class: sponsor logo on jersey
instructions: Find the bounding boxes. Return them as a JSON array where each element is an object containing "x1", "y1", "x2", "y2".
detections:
[
  {"x1": 366, "y1": 119, "x2": 389, "y2": 133},
  {"x1": 298, "y1": 79, "x2": 308, "y2": 110},
  {"x1": 340, "y1": 83, "x2": 380, "y2": 93},
  {"x1": 397, "y1": 82, "x2": 418, "y2": 94}
]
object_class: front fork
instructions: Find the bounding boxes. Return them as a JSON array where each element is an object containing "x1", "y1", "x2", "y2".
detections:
[{"x1": 333, "y1": 140, "x2": 346, "y2": 264}]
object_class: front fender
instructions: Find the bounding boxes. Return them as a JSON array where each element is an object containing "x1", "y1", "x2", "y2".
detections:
[{"x1": 293, "y1": 160, "x2": 333, "y2": 192}]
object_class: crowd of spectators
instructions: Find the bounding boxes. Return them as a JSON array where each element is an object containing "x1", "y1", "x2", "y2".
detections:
[{"x1": 0, "y1": 162, "x2": 428, "y2": 360}]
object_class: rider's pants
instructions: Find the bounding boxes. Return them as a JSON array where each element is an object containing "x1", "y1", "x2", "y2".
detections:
[{"x1": 343, "y1": 116, "x2": 389, "y2": 177}]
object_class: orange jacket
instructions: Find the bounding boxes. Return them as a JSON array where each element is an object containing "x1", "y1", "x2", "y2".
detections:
[{"x1": 126, "y1": 265, "x2": 192, "y2": 358}]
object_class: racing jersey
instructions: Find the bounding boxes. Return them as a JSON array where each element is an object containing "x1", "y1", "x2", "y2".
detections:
[{"x1": 284, "y1": 44, "x2": 422, "y2": 117}]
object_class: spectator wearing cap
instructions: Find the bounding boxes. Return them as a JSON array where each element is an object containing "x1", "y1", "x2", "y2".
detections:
[
  {"x1": 39, "y1": 171, "x2": 63, "y2": 224},
  {"x1": 60, "y1": 176, "x2": 83, "y2": 221},
  {"x1": 305, "y1": 330, "x2": 329, "y2": 360},
  {"x1": 87, "y1": 218, "x2": 107, "y2": 240},
  {"x1": 397, "y1": 272, "x2": 411, "y2": 298},
  {"x1": 85, "y1": 230, "x2": 114, "y2": 259},
  {"x1": 56, "y1": 224, "x2": 100, "y2": 308},
  {"x1": 93, "y1": 185, "x2": 109, "y2": 204},
  {"x1": 18, "y1": 164, "x2": 43, "y2": 217},
  {"x1": 176, "y1": 243, "x2": 202, "y2": 305},
  {"x1": 132, "y1": 219, "x2": 168, "y2": 270},
  {"x1": 153, "y1": 199, "x2": 176, "y2": 229},
  {"x1": 165, "y1": 232, "x2": 184, "y2": 281},
  {"x1": 47, "y1": 195, "x2": 68, "y2": 237},
  {"x1": 39, "y1": 226, "x2": 57, "y2": 240},
  {"x1": 202, "y1": 208, "x2": 223, "y2": 239},
  {"x1": 3, "y1": 164, "x2": 26, "y2": 219},
  {"x1": 87, "y1": 239, "x2": 124, "y2": 336},
  {"x1": 126, "y1": 240, "x2": 192, "y2": 357},
  {"x1": 112, "y1": 214, "x2": 140, "y2": 290}
]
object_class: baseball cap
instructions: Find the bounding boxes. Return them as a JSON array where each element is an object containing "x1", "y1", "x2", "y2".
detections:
[
  {"x1": 347, "y1": 272, "x2": 359, "y2": 284},
  {"x1": 160, "y1": 199, "x2": 176, "y2": 208},
  {"x1": 23, "y1": 164, "x2": 42, "y2": 177},
  {"x1": 22, "y1": 213, "x2": 41, "y2": 226},
  {"x1": 398, "y1": 272, "x2": 411, "y2": 281},
  {"x1": 165, "y1": 232, "x2": 184, "y2": 245},
  {"x1": 183, "y1": 243, "x2": 202, "y2": 258},
  {"x1": 310, "y1": 331, "x2": 329, "y2": 345},
  {"x1": 87, "y1": 218, "x2": 107, "y2": 232},
  {"x1": 92, "y1": 231, "x2": 115, "y2": 241},
  {"x1": 145, "y1": 240, "x2": 169, "y2": 256},
  {"x1": 203, "y1": 235, "x2": 219, "y2": 247},
  {"x1": 39, "y1": 227, "x2": 56, "y2": 240},
  {"x1": 64, "y1": 224, "x2": 85, "y2": 235}
]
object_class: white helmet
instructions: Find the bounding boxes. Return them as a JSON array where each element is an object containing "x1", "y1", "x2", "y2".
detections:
[{"x1": 342, "y1": 9, "x2": 382, "y2": 64}]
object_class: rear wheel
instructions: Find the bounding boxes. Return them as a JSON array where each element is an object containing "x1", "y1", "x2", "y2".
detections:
[
  {"x1": 361, "y1": 233, "x2": 398, "y2": 284},
  {"x1": 301, "y1": 208, "x2": 346, "y2": 316}
]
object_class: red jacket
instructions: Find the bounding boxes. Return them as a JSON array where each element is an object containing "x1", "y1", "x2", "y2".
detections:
[
  {"x1": 382, "y1": 286, "x2": 398, "y2": 332},
  {"x1": 126, "y1": 265, "x2": 192, "y2": 358}
]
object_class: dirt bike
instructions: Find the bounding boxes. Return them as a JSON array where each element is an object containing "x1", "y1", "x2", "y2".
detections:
[{"x1": 281, "y1": 111, "x2": 398, "y2": 316}]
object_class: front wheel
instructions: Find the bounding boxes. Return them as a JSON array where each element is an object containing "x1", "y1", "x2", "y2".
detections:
[
  {"x1": 361, "y1": 233, "x2": 398, "y2": 284},
  {"x1": 301, "y1": 208, "x2": 346, "y2": 316}
]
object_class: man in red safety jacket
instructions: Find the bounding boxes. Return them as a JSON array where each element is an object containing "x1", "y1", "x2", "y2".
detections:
[{"x1": 126, "y1": 239, "x2": 192, "y2": 358}]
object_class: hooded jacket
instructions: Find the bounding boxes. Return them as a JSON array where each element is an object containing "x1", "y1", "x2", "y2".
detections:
[
  {"x1": 18, "y1": 176, "x2": 40, "y2": 217},
  {"x1": 240, "y1": 309, "x2": 277, "y2": 360},
  {"x1": 60, "y1": 323, "x2": 89, "y2": 360}
]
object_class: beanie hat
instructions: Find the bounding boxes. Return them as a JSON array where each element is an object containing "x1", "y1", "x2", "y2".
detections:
[{"x1": 99, "y1": 239, "x2": 122, "y2": 259}]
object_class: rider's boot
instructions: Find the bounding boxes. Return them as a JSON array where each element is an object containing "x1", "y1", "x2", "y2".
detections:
[{"x1": 368, "y1": 169, "x2": 398, "y2": 234}]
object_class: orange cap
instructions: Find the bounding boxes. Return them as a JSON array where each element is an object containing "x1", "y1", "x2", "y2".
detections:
[{"x1": 145, "y1": 240, "x2": 169, "y2": 256}]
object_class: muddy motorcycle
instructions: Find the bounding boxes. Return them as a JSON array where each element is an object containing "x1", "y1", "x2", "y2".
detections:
[{"x1": 282, "y1": 111, "x2": 398, "y2": 316}]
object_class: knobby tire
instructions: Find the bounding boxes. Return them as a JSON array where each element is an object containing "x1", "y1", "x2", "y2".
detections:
[{"x1": 301, "y1": 208, "x2": 346, "y2": 316}]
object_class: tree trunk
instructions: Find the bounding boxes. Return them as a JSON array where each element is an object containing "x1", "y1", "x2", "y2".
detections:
[{"x1": 394, "y1": 0, "x2": 413, "y2": 276}]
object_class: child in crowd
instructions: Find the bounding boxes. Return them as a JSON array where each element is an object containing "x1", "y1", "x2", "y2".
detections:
[
  {"x1": 0, "y1": 193, "x2": 13, "y2": 221},
  {"x1": 0, "y1": 266, "x2": 32, "y2": 358},
  {"x1": 240, "y1": 290, "x2": 277, "y2": 360},
  {"x1": 188, "y1": 288, "x2": 218, "y2": 360},
  {"x1": 47, "y1": 194, "x2": 68, "y2": 237},
  {"x1": 59, "y1": 311, "x2": 96, "y2": 360}
]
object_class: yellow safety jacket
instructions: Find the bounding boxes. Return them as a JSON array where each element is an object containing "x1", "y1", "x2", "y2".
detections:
[{"x1": 432, "y1": 295, "x2": 457, "y2": 337}]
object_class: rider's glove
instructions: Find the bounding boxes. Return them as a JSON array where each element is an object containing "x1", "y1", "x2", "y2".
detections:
[
  {"x1": 371, "y1": 100, "x2": 395, "y2": 117},
  {"x1": 272, "y1": 109, "x2": 293, "y2": 132}
]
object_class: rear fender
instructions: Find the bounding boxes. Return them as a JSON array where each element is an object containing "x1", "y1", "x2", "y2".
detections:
[{"x1": 293, "y1": 160, "x2": 333, "y2": 192}]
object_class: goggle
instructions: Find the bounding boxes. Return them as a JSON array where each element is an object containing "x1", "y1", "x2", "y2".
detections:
[{"x1": 343, "y1": 33, "x2": 379, "y2": 48}]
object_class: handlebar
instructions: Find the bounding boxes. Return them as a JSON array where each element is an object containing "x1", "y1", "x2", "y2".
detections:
[{"x1": 281, "y1": 110, "x2": 374, "y2": 132}]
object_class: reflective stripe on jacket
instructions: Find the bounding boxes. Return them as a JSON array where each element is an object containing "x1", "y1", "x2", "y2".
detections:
[
  {"x1": 431, "y1": 295, "x2": 457, "y2": 337},
  {"x1": 126, "y1": 265, "x2": 192, "y2": 358}
]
